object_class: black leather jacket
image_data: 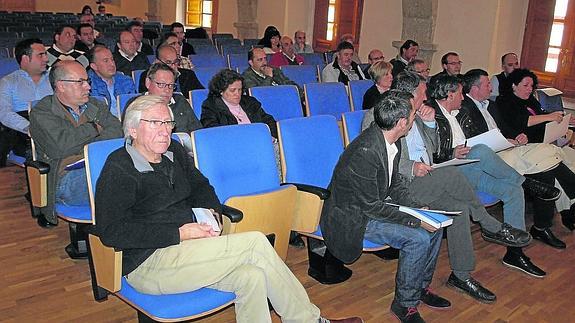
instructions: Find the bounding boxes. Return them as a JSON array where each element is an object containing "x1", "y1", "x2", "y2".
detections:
[
  {"x1": 456, "y1": 95, "x2": 489, "y2": 138},
  {"x1": 429, "y1": 99, "x2": 455, "y2": 163}
]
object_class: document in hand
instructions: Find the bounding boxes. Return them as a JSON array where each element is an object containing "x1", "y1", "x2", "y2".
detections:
[
  {"x1": 466, "y1": 129, "x2": 513, "y2": 152},
  {"x1": 386, "y1": 203, "x2": 457, "y2": 232},
  {"x1": 192, "y1": 207, "x2": 222, "y2": 232},
  {"x1": 543, "y1": 114, "x2": 570, "y2": 144}
]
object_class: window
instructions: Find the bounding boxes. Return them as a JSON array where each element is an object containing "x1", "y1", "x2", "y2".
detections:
[
  {"x1": 186, "y1": 0, "x2": 213, "y2": 28},
  {"x1": 326, "y1": 0, "x2": 337, "y2": 41},
  {"x1": 544, "y1": 0, "x2": 569, "y2": 72}
]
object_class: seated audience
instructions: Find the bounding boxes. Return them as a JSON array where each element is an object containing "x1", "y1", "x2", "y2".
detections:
[
  {"x1": 390, "y1": 40, "x2": 419, "y2": 78},
  {"x1": 29, "y1": 61, "x2": 122, "y2": 227},
  {"x1": 113, "y1": 30, "x2": 151, "y2": 77},
  {"x1": 363, "y1": 49, "x2": 385, "y2": 79},
  {"x1": 269, "y1": 36, "x2": 304, "y2": 67},
  {"x1": 242, "y1": 48, "x2": 302, "y2": 98},
  {"x1": 321, "y1": 90, "x2": 448, "y2": 323},
  {"x1": 429, "y1": 52, "x2": 462, "y2": 84},
  {"x1": 362, "y1": 61, "x2": 393, "y2": 110},
  {"x1": 322, "y1": 42, "x2": 365, "y2": 84},
  {"x1": 160, "y1": 32, "x2": 194, "y2": 70},
  {"x1": 75, "y1": 23, "x2": 102, "y2": 53},
  {"x1": 294, "y1": 30, "x2": 313, "y2": 54},
  {"x1": 201, "y1": 69, "x2": 277, "y2": 137},
  {"x1": 138, "y1": 45, "x2": 204, "y2": 97},
  {"x1": 170, "y1": 22, "x2": 195, "y2": 56},
  {"x1": 0, "y1": 38, "x2": 52, "y2": 167},
  {"x1": 94, "y1": 94, "x2": 362, "y2": 323},
  {"x1": 258, "y1": 25, "x2": 281, "y2": 54},
  {"x1": 459, "y1": 68, "x2": 575, "y2": 246},
  {"x1": 386, "y1": 72, "x2": 532, "y2": 303},
  {"x1": 97, "y1": 5, "x2": 106, "y2": 16},
  {"x1": 47, "y1": 25, "x2": 89, "y2": 68},
  {"x1": 81, "y1": 5, "x2": 92, "y2": 15},
  {"x1": 490, "y1": 52, "x2": 519, "y2": 100},
  {"x1": 88, "y1": 45, "x2": 136, "y2": 117},
  {"x1": 79, "y1": 12, "x2": 101, "y2": 38},
  {"x1": 126, "y1": 20, "x2": 154, "y2": 55},
  {"x1": 406, "y1": 59, "x2": 430, "y2": 81}
]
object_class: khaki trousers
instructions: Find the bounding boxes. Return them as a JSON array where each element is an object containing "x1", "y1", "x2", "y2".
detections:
[{"x1": 126, "y1": 231, "x2": 321, "y2": 323}]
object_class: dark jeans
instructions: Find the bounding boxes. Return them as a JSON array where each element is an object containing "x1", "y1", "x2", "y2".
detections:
[
  {"x1": 364, "y1": 219, "x2": 442, "y2": 307},
  {"x1": 0, "y1": 111, "x2": 31, "y2": 167}
]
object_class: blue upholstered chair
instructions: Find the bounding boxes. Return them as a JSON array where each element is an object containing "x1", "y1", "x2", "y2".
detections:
[
  {"x1": 248, "y1": 85, "x2": 303, "y2": 121},
  {"x1": 277, "y1": 115, "x2": 388, "y2": 284},
  {"x1": 85, "y1": 138, "x2": 238, "y2": 322},
  {"x1": 304, "y1": 82, "x2": 351, "y2": 119},
  {"x1": 227, "y1": 53, "x2": 249, "y2": 72},
  {"x1": 301, "y1": 53, "x2": 325, "y2": 66},
  {"x1": 280, "y1": 65, "x2": 319, "y2": 88},
  {"x1": 189, "y1": 54, "x2": 227, "y2": 68},
  {"x1": 131, "y1": 69, "x2": 146, "y2": 91},
  {"x1": 0, "y1": 58, "x2": 18, "y2": 78},
  {"x1": 189, "y1": 88, "x2": 209, "y2": 120},
  {"x1": 116, "y1": 93, "x2": 140, "y2": 120},
  {"x1": 348, "y1": 79, "x2": 374, "y2": 111},
  {"x1": 194, "y1": 67, "x2": 226, "y2": 88},
  {"x1": 192, "y1": 124, "x2": 297, "y2": 260},
  {"x1": 242, "y1": 38, "x2": 259, "y2": 47},
  {"x1": 341, "y1": 110, "x2": 366, "y2": 146},
  {"x1": 146, "y1": 55, "x2": 155, "y2": 65}
]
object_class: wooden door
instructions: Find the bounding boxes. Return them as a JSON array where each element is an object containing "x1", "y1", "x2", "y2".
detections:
[
  {"x1": 312, "y1": 0, "x2": 363, "y2": 52},
  {"x1": 521, "y1": 0, "x2": 575, "y2": 96}
]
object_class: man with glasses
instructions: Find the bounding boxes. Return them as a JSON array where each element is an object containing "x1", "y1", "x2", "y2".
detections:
[
  {"x1": 0, "y1": 38, "x2": 52, "y2": 167},
  {"x1": 88, "y1": 45, "x2": 136, "y2": 117},
  {"x1": 170, "y1": 22, "x2": 195, "y2": 57},
  {"x1": 490, "y1": 52, "x2": 519, "y2": 100},
  {"x1": 294, "y1": 30, "x2": 313, "y2": 54},
  {"x1": 407, "y1": 59, "x2": 430, "y2": 81},
  {"x1": 29, "y1": 61, "x2": 122, "y2": 227},
  {"x1": 429, "y1": 52, "x2": 463, "y2": 85},
  {"x1": 47, "y1": 25, "x2": 89, "y2": 68},
  {"x1": 113, "y1": 30, "x2": 151, "y2": 77},
  {"x1": 138, "y1": 45, "x2": 204, "y2": 98},
  {"x1": 363, "y1": 49, "x2": 385, "y2": 79},
  {"x1": 160, "y1": 32, "x2": 194, "y2": 70},
  {"x1": 133, "y1": 62, "x2": 201, "y2": 135}
]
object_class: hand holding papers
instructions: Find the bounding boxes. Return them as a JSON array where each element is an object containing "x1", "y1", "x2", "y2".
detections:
[
  {"x1": 466, "y1": 129, "x2": 514, "y2": 152},
  {"x1": 543, "y1": 114, "x2": 570, "y2": 144},
  {"x1": 192, "y1": 208, "x2": 222, "y2": 232}
]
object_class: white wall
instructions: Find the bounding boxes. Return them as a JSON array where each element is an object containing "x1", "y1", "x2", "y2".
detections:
[{"x1": 358, "y1": 0, "x2": 403, "y2": 62}]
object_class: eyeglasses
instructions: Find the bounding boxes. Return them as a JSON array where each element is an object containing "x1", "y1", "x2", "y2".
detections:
[
  {"x1": 446, "y1": 61, "x2": 463, "y2": 66},
  {"x1": 416, "y1": 68, "x2": 430, "y2": 73},
  {"x1": 140, "y1": 119, "x2": 176, "y2": 129},
  {"x1": 160, "y1": 58, "x2": 181, "y2": 66},
  {"x1": 59, "y1": 78, "x2": 91, "y2": 85},
  {"x1": 369, "y1": 56, "x2": 384, "y2": 61},
  {"x1": 149, "y1": 78, "x2": 177, "y2": 89}
]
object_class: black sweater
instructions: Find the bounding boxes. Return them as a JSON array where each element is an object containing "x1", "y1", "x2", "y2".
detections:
[{"x1": 95, "y1": 141, "x2": 221, "y2": 275}]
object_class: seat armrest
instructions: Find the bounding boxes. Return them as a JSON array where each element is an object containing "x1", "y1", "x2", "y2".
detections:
[
  {"x1": 222, "y1": 204, "x2": 243, "y2": 223},
  {"x1": 282, "y1": 182, "x2": 330, "y2": 200},
  {"x1": 25, "y1": 160, "x2": 50, "y2": 174}
]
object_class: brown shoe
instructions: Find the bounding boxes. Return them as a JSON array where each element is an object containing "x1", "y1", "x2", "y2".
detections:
[{"x1": 319, "y1": 317, "x2": 364, "y2": 323}]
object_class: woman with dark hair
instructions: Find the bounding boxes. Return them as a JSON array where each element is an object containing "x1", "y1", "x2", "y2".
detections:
[
  {"x1": 494, "y1": 68, "x2": 575, "y2": 235},
  {"x1": 257, "y1": 26, "x2": 281, "y2": 54},
  {"x1": 200, "y1": 69, "x2": 277, "y2": 138},
  {"x1": 81, "y1": 5, "x2": 93, "y2": 15}
]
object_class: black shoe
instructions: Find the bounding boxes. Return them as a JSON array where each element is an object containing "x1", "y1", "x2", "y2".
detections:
[
  {"x1": 560, "y1": 208, "x2": 575, "y2": 231},
  {"x1": 502, "y1": 251, "x2": 546, "y2": 278},
  {"x1": 481, "y1": 223, "x2": 531, "y2": 247},
  {"x1": 37, "y1": 214, "x2": 57, "y2": 228},
  {"x1": 390, "y1": 301, "x2": 425, "y2": 323},
  {"x1": 420, "y1": 287, "x2": 451, "y2": 309},
  {"x1": 289, "y1": 232, "x2": 305, "y2": 248},
  {"x1": 522, "y1": 177, "x2": 561, "y2": 201},
  {"x1": 529, "y1": 226, "x2": 566, "y2": 249},
  {"x1": 446, "y1": 272, "x2": 496, "y2": 303}
]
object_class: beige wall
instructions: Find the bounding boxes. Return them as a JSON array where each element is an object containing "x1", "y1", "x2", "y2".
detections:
[
  {"x1": 358, "y1": 0, "x2": 402, "y2": 62},
  {"x1": 217, "y1": 0, "x2": 238, "y2": 36}
]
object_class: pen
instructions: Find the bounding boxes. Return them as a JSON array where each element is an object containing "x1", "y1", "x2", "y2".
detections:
[
  {"x1": 464, "y1": 140, "x2": 467, "y2": 147},
  {"x1": 420, "y1": 156, "x2": 432, "y2": 176}
]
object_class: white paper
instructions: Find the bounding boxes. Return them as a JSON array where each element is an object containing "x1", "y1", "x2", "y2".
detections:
[
  {"x1": 543, "y1": 114, "x2": 570, "y2": 144},
  {"x1": 192, "y1": 208, "x2": 221, "y2": 232},
  {"x1": 431, "y1": 158, "x2": 480, "y2": 169},
  {"x1": 466, "y1": 128, "x2": 514, "y2": 152},
  {"x1": 539, "y1": 87, "x2": 563, "y2": 97}
]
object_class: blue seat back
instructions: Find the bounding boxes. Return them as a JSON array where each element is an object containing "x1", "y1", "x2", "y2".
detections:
[
  {"x1": 242, "y1": 38, "x2": 259, "y2": 47},
  {"x1": 190, "y1": 88, "x2": 209, "y2": 120},
  {"x1": 146, "y1": 55, "x2": 155, "y2": 65},
  {"x1": 280, "y1": 65, "x2": 319, "y2": 87},
  {"x1": 194, "y1": 67, "x2": 225, "y2": 88},
  {"x1": 249, "y1": 85, "x2": 303, "y2": 120},
  {"x1": 192, "y1": 45, "x2": 219, "y2": 55},
  {"x1": 221, "y1": 45, "x2": 250, "y2": 56},
  {"x1": 132, "y1": 69, "x2": 146, "y2": 90},
  {"x1": 348, "y1": 79, "x2": 374, "y2": 111},
  {"x1": 0, "y1": 58, "x2": 18, "y2": 78},
  {"x1": 323, "y1": 51, "x2": 335, "y2": 63},
  {"x1": 117, "y1": 93, "x2": 140, "y2": 116},
  {"x1": 189, "y1": 54, "x2": 227, "y2": 68},
  {"x1": 301, "y1": 53, "x2": 325, "y2": 66},
  {"x1": 342, "y1": 110, "x2": 366, "y2": 145},
  {"x1": 228, "y1": 53, "x2": 249, "y2": 71},
  {"x1": 193, "y1": 124, "x2": 279, "y2": 203},
  {"x1": 278, "y1": 115, "x2": 343, "y2": 188},
  {"x1": 304, "y1": 82, "x2": 351, "y2": 119}
]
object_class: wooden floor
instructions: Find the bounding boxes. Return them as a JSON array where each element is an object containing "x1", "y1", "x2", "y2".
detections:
[{"x1": 2, "y1": 165, "x2": 575, "y2": 323}]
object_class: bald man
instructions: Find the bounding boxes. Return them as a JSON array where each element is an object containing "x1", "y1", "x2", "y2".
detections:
[
  {"x1": 363, "y1": 49, "x2": 385, "y2": 79},
  {"x1": 269, "y1": 36, "x2": 304, "y2": 67}
]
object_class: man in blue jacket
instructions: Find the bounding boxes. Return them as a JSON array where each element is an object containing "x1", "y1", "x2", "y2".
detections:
[{"x1": 88, "y1": 45, "x2": 136, "y2": 117}]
